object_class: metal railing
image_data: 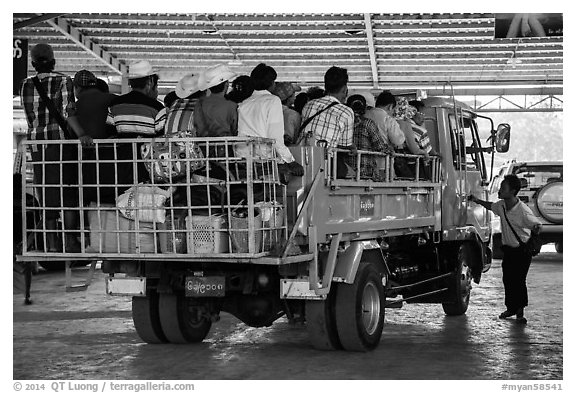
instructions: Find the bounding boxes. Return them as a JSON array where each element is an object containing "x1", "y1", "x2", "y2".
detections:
[
  {"x1": 327, "y1": 148, "x2": 441, "y2": 184},
  {"x1": 19, "y1": 137, "x2": 287, "y2": 259}
]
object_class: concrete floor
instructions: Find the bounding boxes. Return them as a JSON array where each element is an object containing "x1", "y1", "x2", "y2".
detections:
[{"x1": 13, "y1": 246, "x2": 563, "y2": 380}]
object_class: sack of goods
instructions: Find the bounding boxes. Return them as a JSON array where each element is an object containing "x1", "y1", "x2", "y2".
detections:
[
  {"x1": 116, "y1": 184, "x2": 173, "y2": 223},
  {"x1": 140, "y1": 131, "x2": 205, "y2": 183}
]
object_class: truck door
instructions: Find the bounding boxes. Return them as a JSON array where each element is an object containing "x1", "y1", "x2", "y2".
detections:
[{"x1": 448, "y1": 112, "x2": 491, "y2": 241}]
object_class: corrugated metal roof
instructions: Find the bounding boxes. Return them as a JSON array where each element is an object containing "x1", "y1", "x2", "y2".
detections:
[{"x1": 13, "y1": 13, "x2": 563, "y2": 95}]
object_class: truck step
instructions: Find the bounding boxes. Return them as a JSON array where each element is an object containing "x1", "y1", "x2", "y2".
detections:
[{"x1": 385, "y1": 300, "x2": 404, "y2": 308}]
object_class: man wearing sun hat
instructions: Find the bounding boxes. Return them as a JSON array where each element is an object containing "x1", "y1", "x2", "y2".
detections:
[
  {"x1": 193, "y1": 63, "x2": 238, "y2": 138},
  {"x1": 107, "y1": 60, "x2": 166, "y2": 138},
  {"x1": 164, "y1": 73, "x2": 206, "y2": 135}
]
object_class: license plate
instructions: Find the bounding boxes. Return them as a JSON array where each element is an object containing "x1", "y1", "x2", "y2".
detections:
[{"x1": 185, "y1": 276, "x2": 225, "y2": 297}]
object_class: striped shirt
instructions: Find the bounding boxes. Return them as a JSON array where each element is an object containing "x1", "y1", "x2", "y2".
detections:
[
  {"x1": 164, "y1": 98, "x2": 198, "y2": 135},
  {"x1": 107, "y1": 91, "x2": 166, "y2": 138},
  {"x1": 20, "y1": 72, "x2": 76, "y2": 151},
  {"x1": 301, "y1": 96, "x2": 354, "y2": 148}
]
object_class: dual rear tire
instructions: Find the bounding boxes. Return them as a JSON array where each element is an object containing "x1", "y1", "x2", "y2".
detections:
[
  {"x1": 132, "y1": 291, "x2": 212, "y2": 344},
  {"x1": 306, "y1": 263, "x2": 385, "y2": 352}
]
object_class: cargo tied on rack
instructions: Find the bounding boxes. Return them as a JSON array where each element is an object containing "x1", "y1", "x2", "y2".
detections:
[{"x1": 18, "y1": 137, "x2": 288, "y2": 260}]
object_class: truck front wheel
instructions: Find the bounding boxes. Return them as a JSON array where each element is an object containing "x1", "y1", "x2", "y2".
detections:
[
  {"x1": 334, "y1": 263, "x2": 385, "y2": 352},
  {"x1": 132, "y1": 290, "x2": 168, "y2": 344},
  {"x1": 442, "y1": 244, "x2": 473, "y2": 316},
  {"x1": 159, "y1": 294, "x2": 212, "y2": 344}
]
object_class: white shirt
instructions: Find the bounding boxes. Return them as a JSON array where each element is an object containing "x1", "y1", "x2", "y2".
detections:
[
  {"x1": 493, "y1": 200, "x2": 540, "y2": 247},
  {"x1": 364, "y1": 107, "x2": 406, "y2": 149},
  {"x1": 236, "y1": 90, "x2": 295, "y2": 163}
]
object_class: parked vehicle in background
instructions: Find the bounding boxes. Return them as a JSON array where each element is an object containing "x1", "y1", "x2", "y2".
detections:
[{"x1": 489, "y1": 160, "x2": 563, "y2": 258}]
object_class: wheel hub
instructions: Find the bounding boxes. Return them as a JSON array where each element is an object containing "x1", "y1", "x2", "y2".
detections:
[{"x1": 362, "y1": 281, "x2": 381, "y2": 335}]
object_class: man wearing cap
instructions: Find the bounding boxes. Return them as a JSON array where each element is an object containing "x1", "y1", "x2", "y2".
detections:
[
  {"x1": 19, "y1": 43, "x2": 85, "y2": 252},
  {"x1": 73, "y1": 69, "x2": 117, "y2": 141},
  {"x1": 73, "y1": 69, "x2": 118, "y2": 204},
  {"x1": 193, "y1": 64, "x2": 238, "y2": 138},
  {"x1": 107, "y1": 60, "x2": 166, "y2": 138},
  {"x1": 271, "y1": 82, "x2": 302, "y2": 145},
  {"x1": 164, "y1": 73, "x2": 206, "y2": 135}
]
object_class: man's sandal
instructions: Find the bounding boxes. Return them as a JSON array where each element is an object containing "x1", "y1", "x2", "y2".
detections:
[{"x1": 499, "y1": 310, "x2": 515, "y2": 319}]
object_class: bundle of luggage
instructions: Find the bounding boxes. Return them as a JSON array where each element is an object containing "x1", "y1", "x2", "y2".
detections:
[{"x1": 86, "y1": 136, "x2": 285, "y2": 255}]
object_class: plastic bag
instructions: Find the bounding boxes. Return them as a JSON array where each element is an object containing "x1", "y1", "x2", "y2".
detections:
[{"x1": 116, "y1": 184, "x2": 173, "y2": 223}]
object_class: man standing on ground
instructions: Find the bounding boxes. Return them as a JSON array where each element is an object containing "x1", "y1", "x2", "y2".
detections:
[{"x1": 468, "y1": 175, "x2": 542, "y2": 324}]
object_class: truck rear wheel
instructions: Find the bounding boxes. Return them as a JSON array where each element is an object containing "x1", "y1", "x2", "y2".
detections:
[
  {"x1": 442, "y1": 244, "x2": 473, "y2": 316},
  {"x1": 158, "y1": 294, "x2": 212, "y2": 344},
  {"x1": 334, "y1": 263, "x2": 385, "y2": 352},
  {"x1": 555, "y1": 241, "x2": 563, "y2": 254},
  {"x1": 132, "y1": 290, "x2": 167, "y2": 344},
  {"x1": 305, "y1": 291, "x2": 341, "y2": 350}
]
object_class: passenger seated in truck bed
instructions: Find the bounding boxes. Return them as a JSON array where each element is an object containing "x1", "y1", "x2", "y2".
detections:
[{"x1": 344, "y1": 94, "x2": 393, "y2": 180}]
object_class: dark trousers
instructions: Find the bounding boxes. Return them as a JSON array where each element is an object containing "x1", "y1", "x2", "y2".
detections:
[
  {"x1": 501, "y1": 245, "x2": 532, "y2": 312},
  {"x1": 31, "y1": 144, "x2": 78, "y2": 220}
]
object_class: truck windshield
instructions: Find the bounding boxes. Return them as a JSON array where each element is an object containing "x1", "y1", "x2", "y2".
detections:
[{"x1": 448, "y1": 114, "x2": 487, "y2": 180}]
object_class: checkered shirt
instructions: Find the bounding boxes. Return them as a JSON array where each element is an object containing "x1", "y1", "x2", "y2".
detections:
[
  {"x1": 346, "y1": 116, "x2": 394, "y2": 178},
  {"x1": 301, "y1": 96, "x2": 354, "y2": 148},
  {"x1": 20, "y1": 72, "x2": 76, "y2": 152}
]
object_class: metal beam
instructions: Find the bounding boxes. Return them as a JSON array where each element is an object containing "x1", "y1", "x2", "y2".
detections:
[
  {"x1": 13, "y1": 14, "x2": 65, "y2": 30},
  {"x1": 471, "y1": 94, "x2": 563, "y2": 112},
  {"x1": 45, "y1": 16, "x2": 126, "y2": 75},
  {"x1": 364, "y1": 13, "x2": 379, "y2": 89}
]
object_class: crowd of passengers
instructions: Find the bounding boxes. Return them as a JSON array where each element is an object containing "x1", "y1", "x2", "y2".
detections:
[{"x1": 18, "y1": 43, "x2": 438, "y2": 253}]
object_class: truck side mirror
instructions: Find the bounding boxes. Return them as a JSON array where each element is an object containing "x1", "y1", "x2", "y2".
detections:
[{"x1": 495, "y1": 123, "x2": 511, "y2": 153}]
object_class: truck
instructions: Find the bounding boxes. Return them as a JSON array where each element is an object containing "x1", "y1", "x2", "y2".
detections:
[{"x1": 16, "y1": 96, "x2": 511, "y2": 352}]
